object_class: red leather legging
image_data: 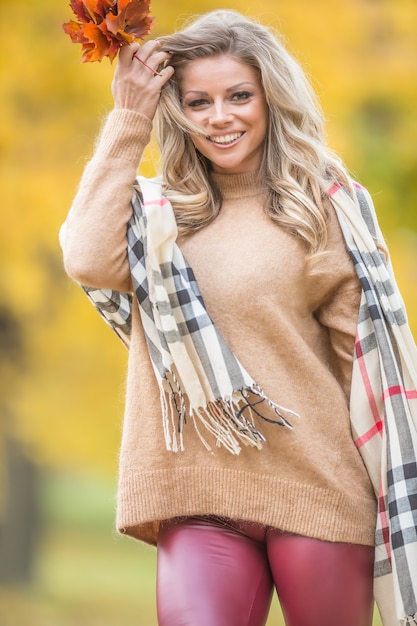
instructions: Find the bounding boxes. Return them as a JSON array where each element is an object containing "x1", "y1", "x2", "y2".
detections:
[{"x1": 156, "y1": 516, "x2": 375, "y2": 626}]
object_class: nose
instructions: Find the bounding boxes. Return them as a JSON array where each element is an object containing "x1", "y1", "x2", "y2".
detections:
[{"x1": 209, "y1": 99, "x2": 232, "y2": 125}]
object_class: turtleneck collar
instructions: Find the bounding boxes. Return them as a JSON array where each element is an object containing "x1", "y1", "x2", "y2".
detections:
[{"x1": 210, "y1": 170, "x2": 266, "y2": 200}]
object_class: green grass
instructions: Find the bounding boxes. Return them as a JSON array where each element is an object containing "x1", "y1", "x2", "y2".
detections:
[{"x1": 0, "y1": 472, "x2": 382, "y2": 626}]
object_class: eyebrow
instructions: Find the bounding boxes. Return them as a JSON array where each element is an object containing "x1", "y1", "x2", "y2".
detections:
[{"x1": 182, "y1": 81, "x2": 257, "y2": 97}]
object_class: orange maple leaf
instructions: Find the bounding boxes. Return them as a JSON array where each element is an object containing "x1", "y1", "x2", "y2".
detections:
[{"x1": 62, "y1": 0, "x2": 155, "y2": 63}]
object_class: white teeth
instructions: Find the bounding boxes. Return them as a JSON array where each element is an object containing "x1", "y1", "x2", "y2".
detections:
[{"x1": 209, "y1": 132, "x2": 243, "y2": 145}]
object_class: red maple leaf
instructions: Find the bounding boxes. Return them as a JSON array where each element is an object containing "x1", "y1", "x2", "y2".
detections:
[{"x1": 62, "y1": 0, "x2": 155, "y2": 63}]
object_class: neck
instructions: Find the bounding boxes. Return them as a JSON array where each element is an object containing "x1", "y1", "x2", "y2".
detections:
[{"x1": 211, "y1": 170, "x2": 265, "y2": 200}]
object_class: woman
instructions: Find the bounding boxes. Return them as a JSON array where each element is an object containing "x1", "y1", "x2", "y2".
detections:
[{"x1": 61, "y1": 10, "x2": 417, "y2": 626}]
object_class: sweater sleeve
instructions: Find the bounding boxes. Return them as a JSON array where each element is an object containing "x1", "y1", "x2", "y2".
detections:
[
  {"x1": 315, "y1": 284, "x2": 361, "y2": 401},
  {"x1": 312, "y1": 202, "x2": 362, "y2": 400},
  {"x1": 61, "y1": 108, "x2": 152, "y2": 292}
]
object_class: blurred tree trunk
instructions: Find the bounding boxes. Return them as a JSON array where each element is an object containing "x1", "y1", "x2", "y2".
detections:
[
  {"x1": 0, "y1": 308, "x2": 41, "y2": 584},
  {"x1": 0, "y1": 435, "x2": 40, "y2": 584}
]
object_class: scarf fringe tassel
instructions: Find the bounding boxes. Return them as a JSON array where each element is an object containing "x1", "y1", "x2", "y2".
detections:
[{"x1": 160, "y1": 373, "x2": 298, "y2": 455}]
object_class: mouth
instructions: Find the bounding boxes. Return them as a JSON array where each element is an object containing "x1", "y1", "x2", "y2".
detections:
[{"x1": 207, "y1": 132, "x2": 244, "y2": 145}]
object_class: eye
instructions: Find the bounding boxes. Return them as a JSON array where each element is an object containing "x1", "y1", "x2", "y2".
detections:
[
  {"x1": 184, "y1": 98, "x2": 210, "y2": 109},
  {"x1": 230, "y1": 91, "x2": 253, "y2": 102}
]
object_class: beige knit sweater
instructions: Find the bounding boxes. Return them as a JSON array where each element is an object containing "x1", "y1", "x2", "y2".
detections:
[{"x1": 63, "y1": 108, "x2": 377, "y2": 546}]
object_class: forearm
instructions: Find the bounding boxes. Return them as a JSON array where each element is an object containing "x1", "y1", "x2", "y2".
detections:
[{"x1": 62, "y1": 109, "x2": 152, "y2": 291}]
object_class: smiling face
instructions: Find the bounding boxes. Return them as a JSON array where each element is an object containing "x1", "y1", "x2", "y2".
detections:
[{"x1": 179, "y1": 54, "x2": 268, "y2": 175}]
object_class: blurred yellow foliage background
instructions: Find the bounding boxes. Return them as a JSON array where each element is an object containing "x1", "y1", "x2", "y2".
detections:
[{"x1": 1, "y1": 0, "x2": 416, "y2": 624}]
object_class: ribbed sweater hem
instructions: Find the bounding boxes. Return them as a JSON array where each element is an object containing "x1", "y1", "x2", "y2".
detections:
[{"x1": 116, "y1": 467, "x2": 376, "y2": 547}]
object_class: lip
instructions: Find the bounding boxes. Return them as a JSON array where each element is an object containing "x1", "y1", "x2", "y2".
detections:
[{"x1": 207, "y1": 131, "x2": 245, "y2": 147}]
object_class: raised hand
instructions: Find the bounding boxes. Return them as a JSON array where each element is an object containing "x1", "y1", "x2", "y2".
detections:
[{"x1": 112, "y1": 40, "x2": 174, "y2": 119}]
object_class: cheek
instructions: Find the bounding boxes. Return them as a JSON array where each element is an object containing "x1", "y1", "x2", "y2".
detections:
[
  {"x1": 256, "y1": 103, "x2": 268, "y2": 137},
  {"x1": 188, "y1": 134, "x2": 207, "y2": 155},
  {"x1": 182, "y1": 106, "x2": 203, "y2": 124},
  {"x1": 259, "y1": 119, "x2": 268, "y2": 141}
]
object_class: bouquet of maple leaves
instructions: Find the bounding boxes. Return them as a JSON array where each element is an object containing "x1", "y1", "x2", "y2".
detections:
[{"x1": 62, "y1": 0, "x2": 155, "y2": 62}]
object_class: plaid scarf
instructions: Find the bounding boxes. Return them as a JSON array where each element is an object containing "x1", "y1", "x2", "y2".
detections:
[
  {"x1": 327, "y1": 181, "x2": 417, "y2": 625},
  {"x1": 78, "y1": 176, "x2": 417, "y2": 624}
]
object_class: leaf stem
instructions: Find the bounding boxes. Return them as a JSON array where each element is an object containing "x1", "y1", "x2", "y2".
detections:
[{"x1": 133, "y1": 54, "x2": 162, "y2": 77}]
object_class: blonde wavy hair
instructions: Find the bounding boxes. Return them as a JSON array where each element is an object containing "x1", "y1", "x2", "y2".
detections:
[{"x1": 155, "y1": 10, "x2": 351, "y2": 256}]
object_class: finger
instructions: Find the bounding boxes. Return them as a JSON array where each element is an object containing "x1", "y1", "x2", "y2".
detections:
[
  {"x1": 131, "y1": 39, "x2": 161, "y2": 63},
  {"x1": 118, "y1": 39, "x2": 160, "y2": 66},
  {"x1": 132, "y1": 50, "x2": 171, "y2": 75},
  {"x1": 132, "y1": 55, "x2": 161, "y2": 76},
  {"x1": 118, "y1": 41, "x2": 140, "y2": 65},
  {"x1": 156, "y1": 65, "x2": 175, "y2": 85}
]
